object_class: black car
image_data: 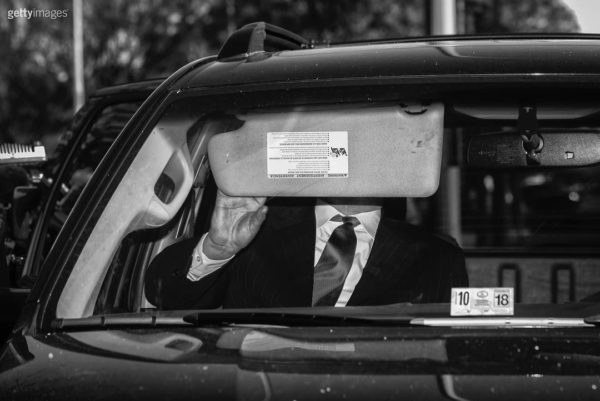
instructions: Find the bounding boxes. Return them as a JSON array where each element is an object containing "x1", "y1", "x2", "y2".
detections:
[
  {"x1": 3, "y1": 23, "x2": 600, "y2": 400},
  {"x1": 0, "y1": 79, "x2": 161, "y2": 342}
]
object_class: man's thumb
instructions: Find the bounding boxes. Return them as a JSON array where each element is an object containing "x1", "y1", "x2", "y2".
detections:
[{"x1": 249, "y1": 206, "x2": 268, "y2": 230}]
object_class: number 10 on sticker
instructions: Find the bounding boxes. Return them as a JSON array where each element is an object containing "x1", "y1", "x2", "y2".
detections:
[{"x1": 456, "y1": 290, "x2": 470, "y2": 305}]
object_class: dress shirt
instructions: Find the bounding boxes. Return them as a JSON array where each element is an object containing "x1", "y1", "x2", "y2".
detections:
[
  {"x1": 312, "y1": 201, "x2": 380, "y2": 306},
  {"x1": 187, "y1": 201, "x2": 382, "y2": 307}
]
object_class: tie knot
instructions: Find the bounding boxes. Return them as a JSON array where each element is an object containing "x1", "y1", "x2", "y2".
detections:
[{"x1": 331, "y1": 214, "x2": 360, "y2": 227}]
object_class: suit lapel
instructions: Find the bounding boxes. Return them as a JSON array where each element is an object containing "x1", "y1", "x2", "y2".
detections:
[{"x1": 347, "y1": 217, "x2": 424, "y2": 305}]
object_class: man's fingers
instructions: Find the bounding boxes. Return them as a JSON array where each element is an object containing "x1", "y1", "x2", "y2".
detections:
[{"x1": 216, "y1": 190, "x2": 267, "y2": 211}]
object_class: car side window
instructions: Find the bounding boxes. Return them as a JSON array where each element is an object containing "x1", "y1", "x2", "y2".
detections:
[
  {"x1": 1, "y1": 101, "x2": 144, "y2": 287},
  {"x1": 52, "y1": 102, "x2": 142, "y2": 226}
]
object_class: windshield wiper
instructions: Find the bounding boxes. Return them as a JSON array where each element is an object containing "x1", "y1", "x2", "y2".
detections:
[
  {"x1": 53, "y1": 311, "x2": 600, "y2": 330},
  {"x1": 52, "y1": 314, "x2": 191, "y2": 330},
  {"x1": 51, "y1": 309, "x2": 415, "y2": 330},
  {"x1": 183, "y1": 310, "x2": 415, "y2": 327}
]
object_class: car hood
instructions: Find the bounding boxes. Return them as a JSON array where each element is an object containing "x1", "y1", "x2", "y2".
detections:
[{"x1": 1, "y1": 325, "x2": 600, "y2": 400}]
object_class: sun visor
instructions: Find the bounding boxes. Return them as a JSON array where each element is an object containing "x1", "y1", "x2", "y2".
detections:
[{"x1": 208, "y1": 103, "x2": 444, "y2": 197}]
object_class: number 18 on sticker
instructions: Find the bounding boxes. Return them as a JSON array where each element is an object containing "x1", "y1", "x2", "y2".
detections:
[{"x1": 451, "y1": 287, "x2": 514, "y2": 316}]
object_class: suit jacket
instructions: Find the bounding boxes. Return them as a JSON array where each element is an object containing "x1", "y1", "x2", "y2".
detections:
[{"x1": 145, "y1": 204, "x2": 468, "y2": 309}]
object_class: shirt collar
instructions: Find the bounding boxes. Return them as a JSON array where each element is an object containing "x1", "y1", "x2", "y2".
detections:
[{"x1": 315, "y1": 200, "x2": 381, "y2": 238}]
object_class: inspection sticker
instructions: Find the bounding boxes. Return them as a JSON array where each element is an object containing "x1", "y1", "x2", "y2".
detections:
[
  {"x1": 267, "y1": 131, "x2": 349, "y2": 178},
  {"x1": 450, "y1": 288, "x2": 514, "y2": 316}
]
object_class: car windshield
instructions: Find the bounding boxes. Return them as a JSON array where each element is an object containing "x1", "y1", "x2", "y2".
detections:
[{"x1": 52, "y1": 89, "x2": 600, "y2": 327}]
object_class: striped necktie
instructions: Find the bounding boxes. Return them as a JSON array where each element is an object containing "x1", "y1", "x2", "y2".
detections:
[{"x1": 312, "y1": 215, "x2": 360, "y2": 306}]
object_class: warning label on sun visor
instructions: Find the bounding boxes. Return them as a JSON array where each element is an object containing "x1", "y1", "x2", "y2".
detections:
[{"x1": 267, "y1": 131, "x2": 349, "y2": 178}]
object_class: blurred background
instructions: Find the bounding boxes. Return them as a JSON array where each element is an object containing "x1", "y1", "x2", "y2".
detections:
[
  {"x1": 2, "y1": 0, "x2": 600, "y2": 308},
  {"x1": 0, "y1": 0, "x2": 591, "y2": 151}
]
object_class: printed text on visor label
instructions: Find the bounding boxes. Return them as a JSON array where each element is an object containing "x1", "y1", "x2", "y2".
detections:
[{"x1": 267, "y1": 131, "x2": 349, "y2": 178}]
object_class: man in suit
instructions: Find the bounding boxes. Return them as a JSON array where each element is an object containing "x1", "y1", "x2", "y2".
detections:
[{"x1": 145, "y1": 190, "x2": 468, "y2": 309}]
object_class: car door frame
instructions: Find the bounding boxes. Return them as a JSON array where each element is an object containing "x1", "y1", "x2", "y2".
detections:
[{"x1": 0, "y1": 85, "x2": 158, "y2": 343}]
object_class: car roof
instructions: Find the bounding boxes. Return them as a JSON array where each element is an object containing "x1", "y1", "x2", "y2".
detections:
[
  {"x1": 174, "y1": 35, "x2": 600, "y2": 92},
  {"x1": 91, "y1": 77, "x2": 165, "y2": 98}
]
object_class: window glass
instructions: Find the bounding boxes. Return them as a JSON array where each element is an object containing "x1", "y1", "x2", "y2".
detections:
[
  {"x1": 54, "y1": 101, "x2": 142, "y2": 219},
  {"x1": 42, "y1": 101, "x2": 142, "y2": 261},
  {"x1": 55, "y1": 95, "x2": 600, "y2": 319},
  {"x1": 461, "y1": 166, "x2": 600, "y2": 248},
  {"x1": 0, "y1": 100, "x2": 143, "y2": 284}
]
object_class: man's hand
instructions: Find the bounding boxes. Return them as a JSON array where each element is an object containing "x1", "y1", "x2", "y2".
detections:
[{"x1": 202, "y1": 189, "x2": 268, "y2": 260}]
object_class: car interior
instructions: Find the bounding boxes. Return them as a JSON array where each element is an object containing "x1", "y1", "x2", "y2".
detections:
[{"x1": 53, "y1": 92, "x2": 600, "y2": 319}]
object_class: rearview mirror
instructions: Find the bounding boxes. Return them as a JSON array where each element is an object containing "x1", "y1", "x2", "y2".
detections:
[{"x1": 467, "y1": 132, "x2": 600, "y2": 168}]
